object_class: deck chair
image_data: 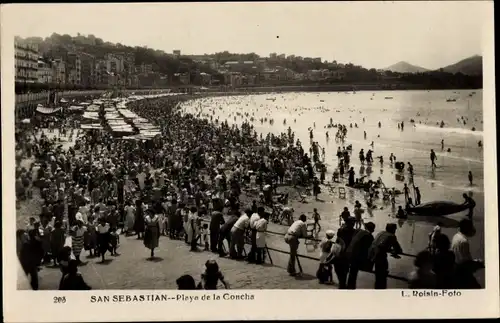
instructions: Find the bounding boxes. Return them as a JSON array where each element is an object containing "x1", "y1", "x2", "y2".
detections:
[
  {"x1": 297, "y1": 188, "x2": 308, "y2": 203},
  {"x1": 338, "y1": 187, "x2": 346, "y2": 199}
]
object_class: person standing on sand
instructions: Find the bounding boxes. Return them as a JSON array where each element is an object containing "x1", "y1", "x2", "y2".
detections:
[
  {"x1": 462, "y1": 193, "x2": 476, "y2": 219},
  {"x1": 285, "y1": 214, "x2": 308, "y2": 276},
  {"x1": 368, "y1": 223, "x2": 403, "y2": 289},
  {"x1": 430, "y1": 149, "x2": 437, "y2": 168},
  {"x1": 403, "y1": 183, "x2": 410, "y2": 204},
  {"x1": 468, "y1": 171, "x2": 473, "y2": 186},
  {"x1": 209, "y1": 206, "x2": 225, "y2": 253},
  {"x1": 144, "y1": 209, "x2": 160, "y2": 258},
  {"x1": 247, "y1": 207, "x2": 262, "y2": 263},
  {"x1": 451, "y1": 219, "x2": 483, "y2": 289},
  {"x1": 347, "y1": 167, "x2": 355, "y2": 187},
  {"x1": 229, "y1": 208, "x2": 249, "y2": 259},
  {"x1": 345, "y1": 221, "x2": 375, "y2": 289}
]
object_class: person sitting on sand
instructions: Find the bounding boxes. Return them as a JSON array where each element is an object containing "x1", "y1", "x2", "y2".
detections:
[
  {"x1": 396, "y1": 206, "x2": 407, "y2": 219},
  {"x1": 200, "y1": 260, "x2": 230, "y2": 290}
]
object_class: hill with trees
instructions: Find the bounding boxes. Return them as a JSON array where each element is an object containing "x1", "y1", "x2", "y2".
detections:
[
  {"x1": 22, "y1": 33, "x2": 218, "y2": 76},
  {"x1": 441, "y1": 55, "x2": 482, "y2": 76}
]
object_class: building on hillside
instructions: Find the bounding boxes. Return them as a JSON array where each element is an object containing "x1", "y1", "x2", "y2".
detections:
[
  {"x1": 140, "y1": 63, "x2": 153, "y2": 74},
  {"x1": 15, "y1": 37, "x2": 39, "y2": 83},
  {"x1": 37, "y1": 60, "x2": 53, "y2": 84},
  {"x1": 313, "y1": 57, "x2": 322, "y2": 63},
  {"x1": 269, "y1": 53, "x2": 277, "y2": 59},
  {"x1": 173, "y1": 50, "x2": 181, "y2": 58},
  {"x1": 223, "y1": 61, "x2": 255, "y2": 73},
  {"x1": 51, "y1": 58, "x2": 66, "y2": 85},
  {"x1": 179, "y1": 73, "x2": 190, "y2": 85},
  {"x1": 295, "y1": 56, "x2": 303, "y2": 61},
  {"x1": 306, "y1": 69, "x2": 322, "y2": 81},
  {"x1": 105, "y1": 53, "x2": 124, "y2": 75},
  {"x1": 277, "y1": 54, "x2": 286, "y2": 59},
  {"x1": 95, "y1": 59, "x2": 108, "y2": 87},
  {"x1": 79, "y1": 52, "x2": 96, "y2": 87},
  {"x1": 66, "y1": 52, "x2": 82, "y2": 85},
  {"x1": 287, "y1": 55, "x2": 295, "y2": 61},
  {"x1": 199, "y1": 72, "x2": 212, "y2": 85},
  {"x1": 223, "y1": 72, "x2": 243, "y2": 87}
]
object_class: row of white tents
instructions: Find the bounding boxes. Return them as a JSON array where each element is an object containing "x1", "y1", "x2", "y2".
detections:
[{"x1": 78, "y1": 94, "x2": 180, "y2": 140}]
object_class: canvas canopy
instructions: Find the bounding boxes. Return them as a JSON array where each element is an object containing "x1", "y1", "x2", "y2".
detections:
[{"x1": 36, "y1": 105, "x2": 62, "y2": 115}]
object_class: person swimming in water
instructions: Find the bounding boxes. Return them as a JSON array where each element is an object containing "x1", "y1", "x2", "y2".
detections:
[
  {"x1": 441, "y1": 139, "x2": 444, "y2": 151},
  {"x1": 378, "y1": 121, "x2": 381, "y2": 128},
  {"x1": 468, "y1": 171, "x2": 473, "y2": 186},
  {"x1": 364, "y1": 131, "x2": 367, "y2": 140}
]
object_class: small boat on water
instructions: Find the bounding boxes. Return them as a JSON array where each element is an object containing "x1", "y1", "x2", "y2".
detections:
[
  {"x1": 446, "y1": 98, "x2": 457, "y2": 102},
  {"x1": 384, "y1": 96, "x2": 393, "y2": 100},
  {"x1": 266, "y1": 98, "x2": 276, "y2": 101},
  {"x1": 407, "y1": 201, "x2": 470, "y2": 217},
  {"x1": 320, "y1": 100, "x2": 325, "y2": 102}
]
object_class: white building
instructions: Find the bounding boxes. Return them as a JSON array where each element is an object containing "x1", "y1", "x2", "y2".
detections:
[
  {"x1": 37, "y1": 60, "x2": 53, "y2": 83},
  {"x1": 15, "y1": 38, "x2": 38, "y2": 83},
  {"x1": 51, "y1": 58, "x2": 66, "y2": 85}
]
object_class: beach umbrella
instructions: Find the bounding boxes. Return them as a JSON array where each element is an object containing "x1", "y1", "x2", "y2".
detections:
[{"x1": 21, "y1": 118, "x2": 30, "y2": 124}]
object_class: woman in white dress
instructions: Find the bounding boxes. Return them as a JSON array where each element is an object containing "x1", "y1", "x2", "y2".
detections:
[
  {"x1": 123, "y1": 201, "x2": 136, "y2": 235},
  {"x1": 254, "y1": 213, "x2": 269, "y2": 264}
]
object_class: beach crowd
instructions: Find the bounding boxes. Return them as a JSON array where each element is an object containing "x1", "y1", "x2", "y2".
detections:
[{"x1": 15, "y1": 94, "x2": 483, "y2": 291}]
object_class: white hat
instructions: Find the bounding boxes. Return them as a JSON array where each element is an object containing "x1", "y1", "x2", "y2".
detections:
[{"x1": 325, "y1": 230, "x2": 335, "y2": 238}]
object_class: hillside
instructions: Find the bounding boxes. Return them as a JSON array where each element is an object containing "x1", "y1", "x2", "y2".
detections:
[
  {"x1": 441, "y1": 55, "x2": 482, "y2": 76},
  {"x1": 20, "y1": 33, "x2": 218, "y2": 77},
  {"x1": 384, "y1": 61, "x2": 429, "y2": 73}
]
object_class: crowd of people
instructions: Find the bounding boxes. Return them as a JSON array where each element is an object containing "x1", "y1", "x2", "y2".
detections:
[{"x1": 14, "y1": 94, "x2": 483, "y2": 290}]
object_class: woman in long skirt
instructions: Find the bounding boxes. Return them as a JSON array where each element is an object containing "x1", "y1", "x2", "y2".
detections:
[
  {"x1": 83, "y1": 216, "x2": 97, "y2": 257},
  {"x1": 123, "y1": 201, "x2": 136, "y2": 235},
  {"x1": 71, "y1": 220, "x2": 86, "y2": 263},
  {"x1": 50, "y1": 221, "x2": 66, "y2": 265},
  {"x1": 96, "y1": 218, "x2": 110, "y2": 262},
  {"x1": 144, "y1": 209, "x2": 160, "y2": 258}
]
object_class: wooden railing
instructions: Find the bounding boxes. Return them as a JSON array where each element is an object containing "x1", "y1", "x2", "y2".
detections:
[{"x1": 199, "y1": 218, "x2": 414, "y2": 283}]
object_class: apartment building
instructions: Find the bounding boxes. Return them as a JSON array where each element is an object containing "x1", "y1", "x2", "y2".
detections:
[
  {"x1": 139, "y1": 63, "x2": 153, "y2": 74},
  {"x1": 95, "y1": 59, "x2": 108, "y2": 86},
  {"x1": 15, "y1": 38, "x2": 39, "y2": 83},
  {"x1": 37, "y1": 60, "x2": 53, "y2": 83},
  {"x1": 51, "y1": 58, "x2": 66, "y2": 85},
  {"x1": 66, "y1": 52, "x2": 82, "y2": 85},
  {"x1": 79, "y1": 52, "x2": 96, "y2": 87}
]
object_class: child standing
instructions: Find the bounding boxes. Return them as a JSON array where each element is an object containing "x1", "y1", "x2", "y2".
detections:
[
  {"x1": 312, "y1": 208, "x2": 321, "y2": 233},
  {"x1": 201, "y1": 224, "x2": 209, "y2": 251}
]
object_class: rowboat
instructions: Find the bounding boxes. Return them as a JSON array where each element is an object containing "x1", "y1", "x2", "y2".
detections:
[{"x1": 407, "y1": 201, "x2": 469, "y2": 217}]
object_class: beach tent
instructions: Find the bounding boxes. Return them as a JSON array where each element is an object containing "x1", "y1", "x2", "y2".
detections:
[
  {"x1": 81, "y1": 124, "x2": 104, "y2": 130},
  {"x1": 60, "y1": 98, "x2": 68, "y2": 103},
  {"x1": 36, "y1": 105, "x2": 62, "y2": 115},
  {"x1": 68, "y1": 105, "x2": 85, "y2": 111}
]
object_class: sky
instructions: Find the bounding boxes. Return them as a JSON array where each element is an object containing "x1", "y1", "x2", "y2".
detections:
[{"x1": 2, "y1": 2, "x2": 491, "y2": 69}]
